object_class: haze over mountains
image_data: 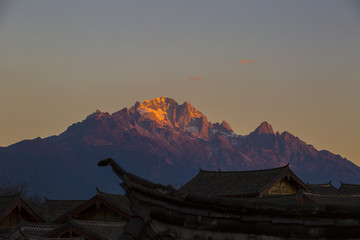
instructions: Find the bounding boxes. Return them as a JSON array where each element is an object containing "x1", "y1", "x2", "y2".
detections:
[{"x1": 1, "y1": 97, "x2": 359, "y2": 199}]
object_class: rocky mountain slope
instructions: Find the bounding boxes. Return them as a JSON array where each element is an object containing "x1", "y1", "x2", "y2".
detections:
[{"x1": 1, "y1": 97, "x2": 359, "y2": 199}]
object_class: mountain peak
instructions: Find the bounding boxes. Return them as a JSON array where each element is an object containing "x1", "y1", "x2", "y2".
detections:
[
  {"x1": 221, "y1": 120, "x2": 233, "y2": 132},
  {"x1": 142, "y1": 96, "x2": 178, "y2": 106},
  {"x1": 252, "y1": 121, "x2": 275, "y2": 135},
  {"x1": 131, "y1": 97, "x2": 208, "y2": 132},
  {"x1": 3, "y1": 97, "x2": 360, "y2": 199},
  {"x1": 87, "y1": 110, "x2": 109, "y2": 120}
]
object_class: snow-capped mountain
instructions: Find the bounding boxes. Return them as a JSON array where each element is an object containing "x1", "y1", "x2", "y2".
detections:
[{"x1": 1, "y1": 97, "x2": 359, "y2": 199}]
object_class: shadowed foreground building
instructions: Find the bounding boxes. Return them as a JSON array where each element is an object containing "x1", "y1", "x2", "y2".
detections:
[
  {"x1": 179, "y1": 164, "x2": 311, "y2": 197},
  {"x1": 7, "y1": 219, "x2": 125, "y2": 240},
  {"x1": 0, "y1": 193, "x2": 44, "y2": 238},
  {"x1": 3, "y1": 160, "x2": 360, "y2": 239},
  {"x1": 99, "y1": 158, "x2": 360, "y2": 240},
  {"x1": 2, "y1": 189, "x2": 131, "y2": 240}
]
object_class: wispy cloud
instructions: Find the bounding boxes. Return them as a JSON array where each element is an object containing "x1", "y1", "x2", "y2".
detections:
[
  {"x1": 238, "y1": 59, "x2": 254, "y2": 64},
  {"x1": 189, "y1": 75, "x2": 201, "y2": 82}
]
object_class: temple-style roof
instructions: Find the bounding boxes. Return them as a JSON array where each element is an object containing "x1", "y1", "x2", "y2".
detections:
[
  {"x1": 98, "y1": 158, "x2": 360, "y2": 239},
  {"x1": 8, "y1": 219, "x2": 124, "y2": 240},
  {"x1": 0, "y1": 193, "x2": 44, "y2": 223},
  {"x1": 36, "y1": 198, "x2": 85, "y2": 222},
  {"x1": 68, "y1": 219, "x2": 125, "y2": 240},
  {"x1": 307, "y1": 181, "x2": 339, "y2": 195},
  {"x1": 16, "y1": 233, "x2": 84, "y2": 240},
  {"x1": 0, "y1": 194, "x2": 45, "y2": 239},
  {"x1": 7, "y1": 220, "x2": 63, "y2": 240},
  {"x1": 303, "y1": 192, "x2": 360, "y2": 206},
  {"x1": 339, "y1": 182, "x2": 360, "y2": 195},
  {"x1": 22, "y1": 237, "x2": 83, "y2": 240},
  {"x1": 54, "y1": 188, "x2": 131, "y2": 223},
  {"x1": 241, "y1": 192, "x2": 310, "y2": 205},
  {"x1": 21, "y1": 237, "x2": 83, "y2": 240},
  {"x1": 46, "y1": 219, "x2": 125, "y2": 240},
  {"x1": 95, "y1": 188, "x2": 131, "y2": 215},
  {"x1": 0, "y1": 192, "x2": 22, "y2": 219},
  {"x1": 179, "y1": 164, "x2": 311, "y2": 196}
]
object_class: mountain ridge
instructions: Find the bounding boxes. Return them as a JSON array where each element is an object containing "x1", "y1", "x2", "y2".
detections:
[{"x1": 1, "y1": 97, "x2": 359, "y2": 199}]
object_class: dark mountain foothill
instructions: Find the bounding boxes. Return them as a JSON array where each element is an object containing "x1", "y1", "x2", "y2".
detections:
[{"x1": 1, "y1": 97, "x2": 359, "y2": 199}]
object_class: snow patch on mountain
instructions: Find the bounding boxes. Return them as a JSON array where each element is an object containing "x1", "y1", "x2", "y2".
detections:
[
  {"x1": 137, "y1": 106, "x2": 167, "y2": 121},
  {"x1": 186, "y1": 125, "x2": 199, "y2": 133}
]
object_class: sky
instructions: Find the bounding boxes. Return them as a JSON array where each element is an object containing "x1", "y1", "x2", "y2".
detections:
[{"x1": 0, "y1": 1, "x2": 359, "y2": 164}]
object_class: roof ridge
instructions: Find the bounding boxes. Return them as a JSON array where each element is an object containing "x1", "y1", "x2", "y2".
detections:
[
  {"x1": 179, "y1": 164, "x2": 296, "y2": 195},
  {"x1": 67, "y1": 218, "x2": 109, "y2": 240},
  {"x1": 199, "y1": 164, "x2": 289, "y2": 174},
  {"x1": 303, "y1": 192, "x2": 360, "y2": 198},
  {"x1": 44, "y1": 199, "x2": 85, "y2": 203},
  {"x1": 340, "y1": 182, "x2": 360, "y2": 187},
  {"x1": 71, "y1": 218, "x2": 126, "y2": 226},
  {"x1": 96, "y1": 188, "x2": 125, "y2": 198},
  {"x1": 307, "y1": 181, "x2": 334, "y2": 187},
  {"x1": 19, "y1": 219, "x2": 61, "y2": 227}
]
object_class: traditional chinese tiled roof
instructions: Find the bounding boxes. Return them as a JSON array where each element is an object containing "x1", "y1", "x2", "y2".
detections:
[
  {"x1": 0, "y1": 193, "x2": 22, "y2": 219},
  {"x1": 338, "y1": 182, "x2": 360, "y2": 195},
  {"x1": 45, "y1": 219, "x2": 125, "y2": 240},
  {"x1": 69, "y1": 219, "x2": 125, "y2": 240},
  {"x1": 179, "y1": 164, "x2": 310, "y2": 196},
  {"x1": 8, "y1": 219, "x2": 125, "y2": 240},
  {"x1": 37, "y1": 199, "x2": 85, "y2": 222},
  {"x1": 0, "y1": 193, "x2": 44, "y2": 223},
  {"x1": 303, "y1": 192, "x2": 360, "y2": 206},
  {"x1": 240, "y1": 192, "x2": 308, "y2": 204},
  {"x1": 98, "y1": 158, "x2": 360, "y2": 239},
  {"x1": 96, "y1": 188, "x2": 131, "y2": 215},
  {"x1": 54, "y1": 189, "x2": 131, "y2": 223},
  {"x1": 7, "y1": 220, "x2": 63, "y2": 240},
  {"x1": 307, "y1": 181, "x2": 339, "y2": 195},
  {"x1": 0, "y1": 194, "x2": 45, "y2": 239},
  {"x1": 17, "y1": 234, "x2": 84, "y2": 240}
]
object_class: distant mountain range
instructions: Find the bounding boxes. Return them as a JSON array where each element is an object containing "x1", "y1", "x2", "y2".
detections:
[{"x1": 1, "y1": 97, "x2": 359, "y2": 199}]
